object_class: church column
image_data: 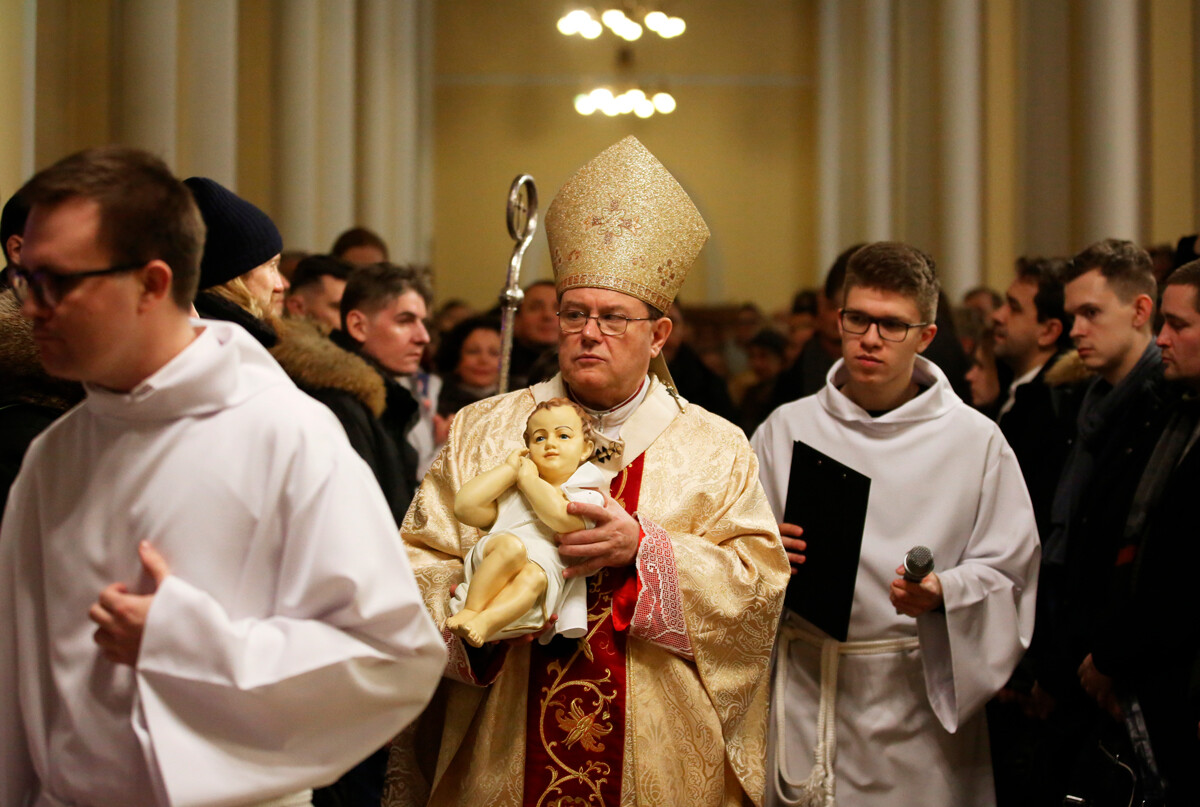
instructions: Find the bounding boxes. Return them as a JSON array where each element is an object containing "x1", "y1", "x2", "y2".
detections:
[
  {"x1": 1076, "y1": 0, "x2": 1141, "y2": 244},
  {"x1": 358, "y1": 0, "x2": 394, "y2": 247},
  {"x1": 391, "y1": 0, "x2": 421, "y2": 261},
  {"x1": 816, "y1": 0, "x2": 842, "y2": 271},
  {"x1": 938, "y1": 0, "x2": 983, "y2": 297},
  {"x1": 178, "y1": 0, "x2": 237, "y2": 184},
  {"x1": 115, "y1": 0, "x2": 179, "y2": 165},
  {"x1": 318, "y1": 0, "x2": 357, "y2": 251},
  {"x1": 276, "y1": 0, "x2": 320, "y2": 249},
  {"x1": 0, "y1": 0, "x2": 35, "y2": 192},
  {"x1": 861, "y1": 0, "x2": 893, "y2": 242}
]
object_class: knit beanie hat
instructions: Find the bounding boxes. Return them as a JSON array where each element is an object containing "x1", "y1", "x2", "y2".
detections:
[{"x1": 184, "y1": 177, "x2": 283, "y2": 290}]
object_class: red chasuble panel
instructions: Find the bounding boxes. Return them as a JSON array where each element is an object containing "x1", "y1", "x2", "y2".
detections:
[{"x1": 522, "y1": 455, "x2": 645, "y2": 807}]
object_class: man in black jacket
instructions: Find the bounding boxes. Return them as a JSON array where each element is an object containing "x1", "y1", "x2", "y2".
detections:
[
  {"x1": 1038, "y1": 239, "x2": 1171, "y2": 803},
  {"x1": 1083, "y1": 260, "x2": 1200, "y2": 805},
  {"x1": 992, "y1": 256, "x2": 1078, "y2": 536}
]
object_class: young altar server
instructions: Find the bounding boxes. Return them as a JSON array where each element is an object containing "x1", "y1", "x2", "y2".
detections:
[{"x1": 752, "y1": 241, "x2": 1039, "y2": 807}]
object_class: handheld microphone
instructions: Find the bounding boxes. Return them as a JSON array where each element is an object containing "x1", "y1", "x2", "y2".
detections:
[{"x1": 902, "y1": 545, "x2": 934, "y2": 583}]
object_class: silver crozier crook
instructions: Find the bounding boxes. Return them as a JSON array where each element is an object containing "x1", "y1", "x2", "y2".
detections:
[{"x1": 498, "y1": 174, "x2": 539, "y2": 394}]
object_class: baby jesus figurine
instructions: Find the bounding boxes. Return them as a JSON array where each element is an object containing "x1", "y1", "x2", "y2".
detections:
[{"x1": 446, "y1": 398, "x2": 609, "y2": 647}]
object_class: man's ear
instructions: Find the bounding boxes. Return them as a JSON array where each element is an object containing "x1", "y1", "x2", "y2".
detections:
[
  {"x1": 284, "y1": 294, "x2": 306, "y2": 318},
  {"x1": 5, "y1": 234, "x2": 21, "y2": 265},
  {"x1": 1132, "y1": 293, "x2": 1155, "y2": 330},
  {"x1": 648, "y1": 316, "x2": 673, "y2": 357},
  {"x1": 138, "y1": 260, "x2": 174, "y2": 311},
  {"x1": 1036, "y1": 318, "x2": 1064, "y2": 350},
  {"x1": 345, "y1": 308, "x2": 369, "y2": 342},
  {"x1": 915, "y1": 323, "x2": 938, "y2": 354}
]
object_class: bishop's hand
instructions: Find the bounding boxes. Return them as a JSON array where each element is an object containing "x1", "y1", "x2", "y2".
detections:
[
  {"x1": 88, "y1": 541, "x2": 171, "y2": 666},
  {"x1": 558, "y1": 489, "x2": 640, "y2": 579}
]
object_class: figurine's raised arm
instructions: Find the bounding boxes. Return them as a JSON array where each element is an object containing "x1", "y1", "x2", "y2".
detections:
[{"x1": 453, "y1": 449, "x2": 526, "y2": 529}]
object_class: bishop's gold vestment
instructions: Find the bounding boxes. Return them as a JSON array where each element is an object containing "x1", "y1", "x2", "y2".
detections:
[{"x1": 384, "y1": 375, "x2": 788, "y2": 807}]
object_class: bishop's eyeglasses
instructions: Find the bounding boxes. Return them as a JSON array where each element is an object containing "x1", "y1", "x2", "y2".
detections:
[
  {"x1": 839, "y1": 310, "x2": 931, "y2": 342},
  {"x1": 558, "y1": 309, "x2": 653, "y2": 336}
]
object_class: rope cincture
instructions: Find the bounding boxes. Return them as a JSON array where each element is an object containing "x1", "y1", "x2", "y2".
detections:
[{"x1": 772, "y1": 623, "x2": 920, "y2": 807}]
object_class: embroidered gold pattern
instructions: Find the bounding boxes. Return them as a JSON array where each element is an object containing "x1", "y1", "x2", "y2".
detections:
[
  {"x1": 612, "y1": 468, "x2": 629, "y2": 510},
  {"x1": 533, "y1": 570, "x2": 620, "y2": 807}
]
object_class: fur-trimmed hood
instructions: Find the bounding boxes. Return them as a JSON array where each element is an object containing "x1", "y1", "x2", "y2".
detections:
[
  {"x1": 0, "y1": 290, "x2": 84, "y2": 412},
  {"x1": 269, "y1": 316, "x2": 387, "y2": 417},
  {"x1": 1044, "y1": 348, "x2": 1094, "y2": 387}
]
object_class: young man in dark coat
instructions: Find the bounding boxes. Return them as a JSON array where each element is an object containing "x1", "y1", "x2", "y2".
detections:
[
  {"x1": 1082, "y1": 260, "x2": 1200, "y2": 805},
  {"x1": 1037, "y1": 239, "x2": 1172, "y2": 802}
]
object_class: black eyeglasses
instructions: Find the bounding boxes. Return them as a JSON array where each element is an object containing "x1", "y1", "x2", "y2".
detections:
[
  {"x1": 558, "y1": 309, "x2": 653, "y2": 336},
  {"x1": 5, "y1": 262, "x2": 146, "y2": 308},
  {"x1": 839, "y1": 310, "x2": 931, "y2": 342}
]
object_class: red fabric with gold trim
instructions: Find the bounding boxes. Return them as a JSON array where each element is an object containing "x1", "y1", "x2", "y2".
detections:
[{"x1": 521, "y1": 455, "x2": 645, "y2": 807}]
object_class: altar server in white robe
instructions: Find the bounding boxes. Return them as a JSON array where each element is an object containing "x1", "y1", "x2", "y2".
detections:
[
  {"x1": 752, "y1": 242, "x2": 1039, "y2": 807},
  {"x1": 0, "y1": 146, "x2": 445, "y2": 807}
]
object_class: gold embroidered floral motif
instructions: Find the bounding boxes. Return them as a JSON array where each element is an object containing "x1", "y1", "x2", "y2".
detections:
[
  {"x1": 582, "y1": 197, "x2": 640, "y2": 250},
  {"x1": 555, "y1": 697, "x2": 613, "y2": 751}
]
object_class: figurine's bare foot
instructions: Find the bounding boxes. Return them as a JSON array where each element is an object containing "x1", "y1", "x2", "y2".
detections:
[
  {"x1": 457, "y1": 620, "x2": 490, "y2": 648},
  {"x1": 445, "y1": 609, "x2": 477, "y2": 632}
]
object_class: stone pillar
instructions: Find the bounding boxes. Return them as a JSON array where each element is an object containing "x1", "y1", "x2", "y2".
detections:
[
  {"x1": 861, "y1": 0, "x2": 893, "y2": 242},
  {"x1": 115, "y1": 0, "x2": 179, "y2": 165},
  {"x1": 1076, "y1": 0, "x2": 1141, "y2": 244},
  {"x1": 816, "y1": 0, "x2": 842, "y2": 271},
  {"x1": 179, "y1": 0, "x2": 238, "y2": 184},
  {"x1": 318, "y1": 0, "x2": 356, "y2": 251},
  {"x1": 938, "y1": 0, "x2": 983, "y2": 296},
  {"x1": 276, "y1": 0, "x2": 320, "y2": 249}
]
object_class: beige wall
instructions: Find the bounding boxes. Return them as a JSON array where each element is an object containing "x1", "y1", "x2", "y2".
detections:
[
  {"x1": 7, "y1": 0, "x2": 1200, "y2": 310},
  {"x1": 430, "y1": 1, "x2": 817, "y2": 312}
]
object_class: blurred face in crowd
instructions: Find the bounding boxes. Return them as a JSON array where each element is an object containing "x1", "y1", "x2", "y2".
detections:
[
  {"x1": 347, "y1": 289, "x2": 430, "y2": 375},
  {"x1": 1157, "y1": 284, "x2": 1200, "y2": 389},
  {"x1": 285, "y1": 274, "x2": 346, "y2": 331},
  {"x1": 748, "y1": 344, "x2": 785, "y2": 382},
  {"x1": 992, "y1": 278, "x2": 1057, "y2": 375},
  {"x1": 20, "y1": 197, "x2": 149, "y2": 390},
  {"x1": 557, "y1": 287, "x2": 671, "y2": 411},
  {"x1": 964, "y1": 289, "x2": 999, "y2": 320},
  {"x1": 515, "y1": 283, "x2": 559, "y2": 348},
  {"x1": 340, "y1": 244, "x2": 386, "y2": 266},
  {"x1": 456, "y1": 326, "x2": 501, "y2": 388},
  {"x1": 965, "y1": 342, "x2": 1000, "y2": 409},
  {"x1": 1065, "y1": 268, "x2": 1152, "y2": 385},
  {"x1": 815, "y1": 287, "x2": 843, "y2": 350},
  {"x1": 839, "y1": 285, "x2": 936, "y2": 408},
  {"x1": 242, "y1": 254, "x2": 286, "y2": 317}
]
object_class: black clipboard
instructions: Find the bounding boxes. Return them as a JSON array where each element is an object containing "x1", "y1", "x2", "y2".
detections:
[{"x1": 782, "y1": 440, "x2": 871, "y2": 641}]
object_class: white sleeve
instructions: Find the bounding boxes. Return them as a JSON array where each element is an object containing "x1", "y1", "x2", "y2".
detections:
[
  {"x1": 135, "y1": 449, "x2": 446, "y2": 807},
  {"x1": 0, "y1": 480, "x2": 36, "y2": 807},
  {"x1": 916, "y1": 435, "x2": 1041, "y2": 732}
]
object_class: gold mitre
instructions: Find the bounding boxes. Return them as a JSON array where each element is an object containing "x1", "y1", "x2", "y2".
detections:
[{"x1": 546, "y1": 136, "x2": 709, "y2": 313}]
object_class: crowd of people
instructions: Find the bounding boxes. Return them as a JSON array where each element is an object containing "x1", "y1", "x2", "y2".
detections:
[{"x1": 1, "y1": 135, "x2": 1198, "y2": 807}]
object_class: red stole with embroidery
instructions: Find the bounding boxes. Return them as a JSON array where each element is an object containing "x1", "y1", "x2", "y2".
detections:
[{"x1": 521, "y1": 455, "x2": 645, "y2": 807}]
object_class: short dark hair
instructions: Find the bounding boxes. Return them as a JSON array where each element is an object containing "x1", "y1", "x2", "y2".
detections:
[
  {"x1": 1164, "y1": 260, "x2": 1200, "y2": 313},
  {"x1": 1015, "y1": 256, "x2": 1072, "y2": 349},
  {"x1": 844, "y1": 241, "x2": 940, "y2": 321},
  {"x1": 434, "y1": 314, "x2": 501, "y2": 375},
  {"x1": 288, "y1": 254, "x2": 353, "y2": 295},
  {"x1": 826, "y1": 243, "x2": 864, "y2": 301},
  {"x1": 1066, "y1": 238, "x2": 1156, "y2": 302},
  {"x1": 748, "y1": 327, "x2": 788, "y2": 358},
  {"x1": 340, "y1": 262, "x2": 433, "y2": 329},
  {"x1": 331, "y1": 226, "x2": 389, "y2": 261},
  {"x1": 1, "y1": 191, "x2": 30, "y2": 268},
  {"x1": 19, "y1": 146, "x2": 205, "y2": 309},
  {"x1": 964, "y1": 286, "x2": 1003, "y2": 309}
]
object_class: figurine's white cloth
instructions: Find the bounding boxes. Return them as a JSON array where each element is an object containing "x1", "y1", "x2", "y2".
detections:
[
  {"x1": 752, "y1": 357, "x2": 1040, "y2": 807},
  {"x1": 449, "y1": 462, "x2": 608, "y2": 640},
  {"x1": 0, "y1": 320, "x2": 446, "y2": 807}
]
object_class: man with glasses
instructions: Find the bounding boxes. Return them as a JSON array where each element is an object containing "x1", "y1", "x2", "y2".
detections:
[
  {"x1": 752, "y1": 242, "x2": 1039, "y2": 807},
  {"x1": 389, "y1": 136, "x2": 788, "y2": 807},
  {"x1": 0, "y1": 146, "x2": 445, "y2": 807}
]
